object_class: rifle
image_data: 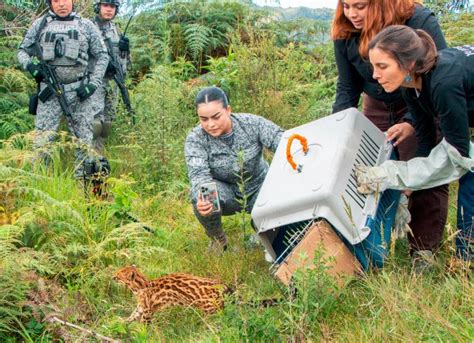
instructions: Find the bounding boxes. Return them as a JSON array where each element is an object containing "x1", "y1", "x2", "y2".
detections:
[
  {"x1": 104, "y1": 37, "x2": 136, "y2": 124},
  {"x1": 31, "y1": 17, "x2": 75, "y2": 124}
]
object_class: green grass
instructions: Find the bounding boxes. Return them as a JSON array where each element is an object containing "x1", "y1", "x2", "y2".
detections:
[{"x1": 1, "y1": 140, "x2": 472, "y2": 341}]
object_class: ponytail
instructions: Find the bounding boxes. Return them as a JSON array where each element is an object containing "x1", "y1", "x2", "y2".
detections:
[
  {"x1": 368, "y1": 25, "x2": 438, "y2": 75},
  {"x1": 413, "y1": 29, "x2": 437, "y2": 74}
]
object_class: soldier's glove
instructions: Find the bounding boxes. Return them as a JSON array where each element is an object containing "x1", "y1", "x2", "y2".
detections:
[
  {"x1": 26, "y1": 61, "x2": 45, "y2": 83},
  {"x1": 76, "y1": 83, "x2": 97, "y2": 101},
  {"x1": 83, "y1": 156, "x2": 111, "y2": 180},
  {"x1": 118, "y1": 35, "x2": 130, "y2": 52}
]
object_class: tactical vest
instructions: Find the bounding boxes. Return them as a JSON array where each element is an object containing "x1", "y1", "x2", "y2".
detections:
[
  {"x1": 41, "y1": 18, "x2": 89, "y2": 67},
  {"x1": 40, "y1": 17, "x2": 89, "y2": 83},
  {"x1": 101, "y1": 22, "x2": 121, "y2": 58},
  {"x1": 96, "y1": 20, "x2": 127, "y2": 80}
]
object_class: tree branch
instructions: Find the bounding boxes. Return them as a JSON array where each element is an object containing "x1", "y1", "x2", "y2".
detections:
[{"x1": 46, "y1": 315, "x2": 121, "y2": 343}]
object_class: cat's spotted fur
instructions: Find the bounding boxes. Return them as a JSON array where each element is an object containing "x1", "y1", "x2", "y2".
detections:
[{"x1": 114, "y1": 266, "x2": 228, "y2": 322}]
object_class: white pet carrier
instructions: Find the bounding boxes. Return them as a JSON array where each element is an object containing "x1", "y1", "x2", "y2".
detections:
[{"x1": 251, "y1": 108, "x2": 398, "y2": 267}]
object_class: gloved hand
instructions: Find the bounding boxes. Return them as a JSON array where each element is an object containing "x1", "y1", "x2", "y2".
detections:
[
  {"x1": 26, "y1": 61, "x2": 45, "y2": 82},
  {"x1": 392, "y1": 194, "x2": 412, "y2": 240},
  {"x1": 76, "y1": 83, "x2": 97, "y2": 101},
  {"x1": 118, "y1": 35, "x2": 130, "y2": 52},
  {"x1": 355, "y1": 164, "x2": 389, "y2": 194}
]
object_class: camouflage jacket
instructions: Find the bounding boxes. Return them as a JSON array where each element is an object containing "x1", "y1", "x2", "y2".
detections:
[
  {"x1": 185, "y1": 113, "x2": 284, "y2": 200},
  {"x1": 18, "y1": 11, "x2": 108, "y2": 88},
  {"x1": 93, "y1": 16, "x2": 128, "y2": 82}
]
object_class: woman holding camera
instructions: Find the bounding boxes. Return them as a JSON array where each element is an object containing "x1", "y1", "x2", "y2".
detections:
[
  {"x1": 185, "y1": 87, "x2": 284, "y2": 251},
  {"x1": 331, "y1": 0, "x2": 448, "y2": 267}
]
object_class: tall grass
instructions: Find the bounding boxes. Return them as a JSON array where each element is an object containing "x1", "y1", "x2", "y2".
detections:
[{"x1": 1, "y1": 133, "x2": 473, "y2": 342}]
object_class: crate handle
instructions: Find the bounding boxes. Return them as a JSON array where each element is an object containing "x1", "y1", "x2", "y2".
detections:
[{"x1": 286, "y1": 134, "x2": 309, "y2": 172}]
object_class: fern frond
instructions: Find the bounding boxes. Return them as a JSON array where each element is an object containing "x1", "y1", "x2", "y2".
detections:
[
  {"x1": 0, "y1": 166, "x2": 47, "y2": 182},
  {"x1": 27, "y1": 199, "x2": 85, "y2": 227},
  {"x1": 0, "y1": 225, "x2": 24, "y2": 261},
  {"x1": 0, "y1": 108, "x2": 34, "y2": 139},
  {"x1": 183, "y1": 23, "x2": 212, "y2": 61},
  {"x1": 0, "y1": 67, "x2": 33, "y2": 93}
]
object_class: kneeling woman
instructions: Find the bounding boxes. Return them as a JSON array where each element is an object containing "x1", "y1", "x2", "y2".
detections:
[
  {"x1": 185, "y1": 87, "x2": 284, "y2": 250},
  {"x1": 369, "y1": 26, "x2": 473, "y2": 261}
]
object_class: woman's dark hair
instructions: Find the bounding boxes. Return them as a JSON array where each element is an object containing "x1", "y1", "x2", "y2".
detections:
[
  {"x1": 368, "y1": 25, "x2": 438, "y2": 75},
  {"x1": 195, "y1": 86, "x2": 229, "y2": 108}
]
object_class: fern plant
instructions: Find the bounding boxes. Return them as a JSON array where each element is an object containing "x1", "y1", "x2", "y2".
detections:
[
  {"x1": 1, "y1": 139, "x2": 165, "y2": 276},
  {"x1": 0, "y1": 109, "x2": 34, "y2": 140},
  {"x1": 183, "y1": 23, "x2": 212, "y2": 66},
  {"x1": 0, "y1": 66, "x2": 35, "y2": 139},
  {"x1": 163, "y1": 0, "x2": 252, "y2": 71}
]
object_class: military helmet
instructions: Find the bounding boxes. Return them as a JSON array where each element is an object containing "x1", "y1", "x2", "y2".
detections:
[{"x1": 94, "y1": 0, "x2": 120, "y2": 14}]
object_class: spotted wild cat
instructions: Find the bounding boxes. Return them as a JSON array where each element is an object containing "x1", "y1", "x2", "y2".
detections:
[{"x1": 113, "y1": 266, "x2": 229, "y2": 322}]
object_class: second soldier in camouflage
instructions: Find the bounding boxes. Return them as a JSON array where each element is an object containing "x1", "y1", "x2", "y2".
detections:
[{"x1": 92, "y1": 0, "x2": 130, "y2": 153}]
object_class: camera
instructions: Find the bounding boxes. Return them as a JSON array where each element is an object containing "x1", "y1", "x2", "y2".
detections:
[{"x1": 199, "y1": 182, "x2": 220, "y2": 212}]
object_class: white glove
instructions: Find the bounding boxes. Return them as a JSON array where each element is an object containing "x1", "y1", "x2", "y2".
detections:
[
  {"x1": 392, "y1": 194, "x2": 412, "y2": 240},
  {"x1": 356, "y1": 139, "x2": 474, "y2": 193},
  {"x1": 355, "y1": 164, "x2": 389, "y2": 194},
  {"x1": 378, "y1": 139, "x2": 473, "y2": 191}
]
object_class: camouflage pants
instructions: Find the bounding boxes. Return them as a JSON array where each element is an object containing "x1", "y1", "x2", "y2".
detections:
[
  {"x1": 34, "y1": 80, "x2": 105, "y2": 178},
  {"x1": 192, "y1": 179, "x2": 259, "y2": 240},
  {"x1": 93, "y1": 81, "x2": 118, "y2": 153}
]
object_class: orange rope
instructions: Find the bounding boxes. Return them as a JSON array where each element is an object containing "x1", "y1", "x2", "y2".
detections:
[{"x1": 286, "y1": 134, "x2": 308, "y2": 171}]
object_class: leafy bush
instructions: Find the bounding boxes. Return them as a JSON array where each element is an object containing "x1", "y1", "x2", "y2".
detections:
[
  {"x1": 109, "y1": 65, "x2": 195, "y2": 192},
  {"x1": 204, "y1": 31, "x2": 337, "y2": 129},
  {"x1": 0, "y1": 66, "x2": 35, "y2": 140}
]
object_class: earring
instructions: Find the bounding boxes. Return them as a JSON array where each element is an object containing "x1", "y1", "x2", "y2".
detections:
[{"x1": 404, "y1": 74, "x2": 413, "y2": 83}]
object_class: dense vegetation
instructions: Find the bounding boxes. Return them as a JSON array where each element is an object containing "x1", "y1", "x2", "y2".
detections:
[{"x1": 1, "y1": 0, "x2": 473, "y2": 341}]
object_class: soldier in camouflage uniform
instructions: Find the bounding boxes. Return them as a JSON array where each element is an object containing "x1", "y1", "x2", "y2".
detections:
[
  {"x1": 185, "y1": 87, "x2": 284, "y2": 251},
  {"x1": 18, "y1": 0, "x2": 109, "y2": 178},
  {"x1": 92, "y1": 0, "x2": 130, "y2": 153}
]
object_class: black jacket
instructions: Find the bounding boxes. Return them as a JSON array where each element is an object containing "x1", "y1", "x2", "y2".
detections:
[
  {"x1": 332, "y1": 5, "x2": 447, "y2": 113},
  {"x1": 403, "y1": 47, "x2": 474, "y2": 157}
]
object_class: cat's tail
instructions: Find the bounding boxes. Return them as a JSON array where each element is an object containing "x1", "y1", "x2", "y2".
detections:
[
  {"x1": 223, "y1": 284, "x2": 236, "y2": 295},
  {"x1": 225, "y1": 288, "x2": 282, "y2": 308},
  {"x1": 245, "y1": 297, "x2": 282, "y2": 308},
  {"x1": 224, "y1": 280, "x2": 283, "y2": 308}
]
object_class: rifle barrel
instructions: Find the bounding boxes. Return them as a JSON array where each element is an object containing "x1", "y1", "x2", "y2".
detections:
[{"x1": 105, "y1": 38, "x2": 135, "y2": 122}]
